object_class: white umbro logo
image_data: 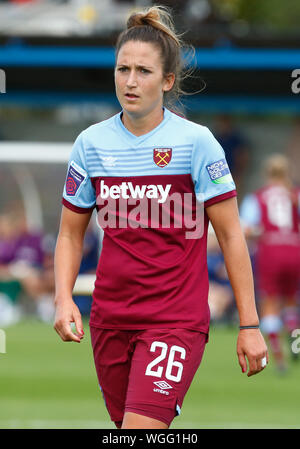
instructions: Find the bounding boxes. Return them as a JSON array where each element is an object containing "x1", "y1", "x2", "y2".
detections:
[
  {"x1": 153, "y1": 381, "x2": 173, "y2": 390},
  {"x1": 101, "y1": 156, "x2": 117, "y2": 167}
]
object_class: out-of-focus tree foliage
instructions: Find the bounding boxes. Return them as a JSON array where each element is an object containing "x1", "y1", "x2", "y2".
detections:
[{"x1": 212, "y1": 0, "x2": 300, "y2": 32}]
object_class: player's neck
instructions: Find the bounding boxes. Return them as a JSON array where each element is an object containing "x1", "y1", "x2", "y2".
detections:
[
  {"x1": 268, "y1": 178, "x2": 292, "y2": 189},
  {"x1": 122, "y1": 107, "x2": 164, "y2": 137}
]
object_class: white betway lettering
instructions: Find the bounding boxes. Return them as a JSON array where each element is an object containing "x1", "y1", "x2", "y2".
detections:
[{"x1": 100, "y1": 180, "x2": 171, "y2": 204}]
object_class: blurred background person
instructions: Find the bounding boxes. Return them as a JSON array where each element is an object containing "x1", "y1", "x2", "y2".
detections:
[
  {"x1": 285, "y1": 116, "x2": 300, "y2": 186},
  {"x1": 207, "y1": 224, "x2": 234, "y2": 324},
  {"x1": 240, "y1": 154, "x2": 300, "y2": 373},
  {"x1": 0, "y1": 208, "x2": 55, "y2": 325},
  {"x1": 0, "y1": 211, "x2": 23, "y2": 326},
  {"x1": 214, "y1": 114, "x2": 250, "y2": 200},
  {"x1": 72, "y1": 218, "x2": 100, "y2": 317}
]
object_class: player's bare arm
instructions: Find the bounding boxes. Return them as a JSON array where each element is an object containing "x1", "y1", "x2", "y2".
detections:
[
  {"x1": 206, "y1": 197, "x2": 268, "y2": 377},
  {"x1": 54, "y1": 206, "x2": 93, "y2": 343}
]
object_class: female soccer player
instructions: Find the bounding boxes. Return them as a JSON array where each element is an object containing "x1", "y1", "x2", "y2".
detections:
[
  {"x1": 240, "y1": 154, "x2": 300, "y2": 372},
  {"x1": 54, "y1": 5, "x2": 268, "y2": 429}
]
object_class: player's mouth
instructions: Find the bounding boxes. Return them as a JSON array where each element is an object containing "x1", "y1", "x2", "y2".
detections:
[{"x1": 125, "y1": 93, "x2": 139, "y2": 100}]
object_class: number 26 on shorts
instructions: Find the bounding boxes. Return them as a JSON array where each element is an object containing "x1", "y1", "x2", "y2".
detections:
[{"x1": 145, "y1": 341, "x2": 186, "y2": 382}]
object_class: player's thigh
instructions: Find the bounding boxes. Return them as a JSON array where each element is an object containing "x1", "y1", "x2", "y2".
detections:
[
  {"x1": 281, "y1": 249, "x2": 300, "y2": 297},
  {"x1": 124, "y1": 328, "x2": 207, "y2": 427},
  {"x1": 122, "y1": 411, "x2": 168, "y2": 429},
  {"x1": 259, "y1": 296, "x2": 281, "y2": 317},
  {"x1": 90, "y1": 326, "x2": 133, "y2": 425}
]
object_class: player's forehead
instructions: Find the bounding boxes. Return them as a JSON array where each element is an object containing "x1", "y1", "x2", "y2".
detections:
[{"x1": 116, "y1": 40, "x2": 161, "y2": 68}]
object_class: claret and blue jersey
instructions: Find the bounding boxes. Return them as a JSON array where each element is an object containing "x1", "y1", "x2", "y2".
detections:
[{"x1": 62, "y1": 107, "x2": 236, "y2": 334}]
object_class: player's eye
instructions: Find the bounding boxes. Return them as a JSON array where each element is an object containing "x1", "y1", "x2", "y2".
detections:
[
  {"x1": 117, "y1": 66, "x2": 128, "y2": 72},
  {"x1": 140, "y1": 68, "x2": 150, "y2": 74}
]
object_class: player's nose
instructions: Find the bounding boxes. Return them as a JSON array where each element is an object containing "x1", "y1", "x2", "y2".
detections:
[{"x1": 126, "y1": 69, "x2": 138, "y2": 88}]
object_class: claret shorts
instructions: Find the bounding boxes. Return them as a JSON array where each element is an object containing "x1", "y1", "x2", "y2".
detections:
[
  {"x1": 256, "y1": 245, "x2": 300, "y2": 297},
  {"x1": 90, "y1": 326, "x2": 207, "y2": 428}
]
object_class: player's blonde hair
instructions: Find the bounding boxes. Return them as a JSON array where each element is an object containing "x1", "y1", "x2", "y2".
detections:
[
  {"x1": 264, "y1": 154, "x2": 291, "y2": 184},
  {"x1": 115, "y1": 5, "x2": 195, "y2": 113}
]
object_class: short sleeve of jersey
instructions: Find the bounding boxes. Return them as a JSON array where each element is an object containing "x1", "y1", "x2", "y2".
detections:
[
  {"x1": 62, "y1": 132, "x2": 96, "y2": 213},
  {"x1": 191, "y1": 126, "x2": 237, "y2": 206}
]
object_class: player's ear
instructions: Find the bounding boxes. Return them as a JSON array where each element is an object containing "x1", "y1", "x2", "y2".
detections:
[{"x1": 163, "y1": 73, "x2": 175, "y2": 93}]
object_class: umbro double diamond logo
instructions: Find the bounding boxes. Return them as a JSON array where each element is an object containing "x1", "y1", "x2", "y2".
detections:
[
  {"x1": 153, "y1": 381, "x2": 173, "y2": 389},
  {"x1": 153, "y1": 381, "x2": 173, "y2": 395}
]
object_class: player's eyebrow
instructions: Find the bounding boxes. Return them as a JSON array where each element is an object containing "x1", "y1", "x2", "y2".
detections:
[
  {"x1": 116, "y1": 63, "x2": 153, "y2": 70},
  {"x1": 137, "y1": 64, "x2": 153, "y2": 70}
]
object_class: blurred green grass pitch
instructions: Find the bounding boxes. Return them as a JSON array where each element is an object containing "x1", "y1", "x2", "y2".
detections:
[{"x1": 0, "y1": 320, "x2": 299, "y2": 429}]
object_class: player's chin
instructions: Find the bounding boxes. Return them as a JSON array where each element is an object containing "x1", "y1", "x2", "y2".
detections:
[
  {"x1": 123, "y1": 102, "x2": 140, "y2": 110},
  {"x1": 123, "y1": 98, "x2": 141, "y2": 109},
  {"x1": 123, "y1": 104, "x2": 145, "y2": 117}
]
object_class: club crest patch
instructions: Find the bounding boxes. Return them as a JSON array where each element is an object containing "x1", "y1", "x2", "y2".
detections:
[
  {"x1": 66, "y1": 162, "x2": 86, "y2": 196},
  {"x1": 153, "y1": 148, "x2": 172, "y2": 168},
  {"x1": 206, "y1": 158, "x2": 233, "y2": 184}
]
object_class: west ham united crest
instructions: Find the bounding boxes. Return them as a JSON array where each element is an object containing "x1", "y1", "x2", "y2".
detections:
[{"x1": 153, "y1": 148, "x2": 172, "y2": 168}]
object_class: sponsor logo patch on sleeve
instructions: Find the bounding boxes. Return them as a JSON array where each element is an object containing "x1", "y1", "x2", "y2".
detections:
[
  {"x1": 206, "y1": 158, "x2": 233, "y2": 184},
  {"x1": 65, "y1": 161, "x2": 86, "y2": 196}
]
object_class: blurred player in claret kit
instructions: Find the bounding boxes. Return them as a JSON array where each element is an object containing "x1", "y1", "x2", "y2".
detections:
[
  {"x1": 240, "y1": 154, "x2": 300, "y2": 373},
  {"x1": 53, "y1": 5, "x2": 267, "y2": 429}
]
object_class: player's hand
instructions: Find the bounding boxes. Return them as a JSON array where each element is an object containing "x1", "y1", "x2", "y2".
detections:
[
  {"x1": 237, "y1": 329, "x2": 268, "y2": 377},
  {"x1": 53, "y1": 297, "x2": 84, "y2": 343}
]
